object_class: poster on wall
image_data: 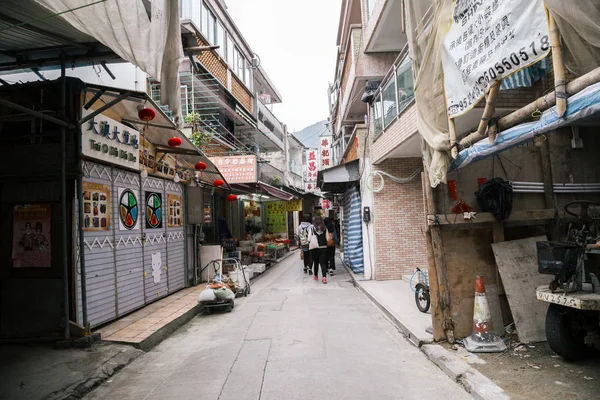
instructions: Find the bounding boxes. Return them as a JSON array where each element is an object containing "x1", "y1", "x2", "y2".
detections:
[
  {"x1": 286, "y1": 199, "x2": 302, "y2": 212},
  {"x1": 168, "y1": 194, "x2": 183, "y2": 227},
  {"x1": 12, "y1": 204, "x2": 52, "y2": 268},
  {"x1": 145, "y1": 191, "x2": 163, "y2": 229},
  {"x1": 266, "y1": 201, "x2": 286, "y2": 233},
  {"x1": 118, "y1": 187, "x2": 140, "y2": 231},
  {"x1": 82, "y1": 181, "x2": 111, "y2": 231},
  {"x1": 442, "y1": 0, "x2": 550, "y2": 117}
]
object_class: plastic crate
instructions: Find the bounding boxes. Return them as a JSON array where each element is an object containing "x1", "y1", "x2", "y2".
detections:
[{"x1": 536, "y1": 241, "x2": 584, "y2": 275}]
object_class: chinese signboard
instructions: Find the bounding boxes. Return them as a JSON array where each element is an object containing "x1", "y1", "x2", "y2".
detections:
[
  {"x1": 12, "y1": 204, "x2": 52, "y2": 268},
  {"x1": 442, "y1": 0, "x2": 549, "y2": 117},
  {"x1": 81, "y1": 108, "x2": 139, "y2": 170},
  {"x1": 304, "y1": 148, "x2": 318, "y2": 193},
  {"x1": 320, "y1": 137, "x2": 331, "y2": 169},
  {"x1": 209, "y1": 155, "x2": 257, "y2": 184},
  {"x1": 266, "y1": 201, "x2": 287, "y2": 233},
  {"x1": 286, "y1": 199, "x2": 303, "y2": 212},
  {"x1": 321, "y1": 199, "x2": 331, "y2": 210},
  {"x1": 82, "y1": 181, "x2": 111, "y2": 231}
]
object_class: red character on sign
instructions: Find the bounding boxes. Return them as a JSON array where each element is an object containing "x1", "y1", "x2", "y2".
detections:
[
  {"x1": 321, "y1": 150, "x2": 329, "y2": 157},
  {"x1": 309, "y1": 152, "x2": 316, "y2": 161},
  {"x1": 321, "y1": 139, "x2": 329, "y2": 147},
  {"x1": 308, "y1": 161, "x2": 316, "y2": 171},
  {"x1": 322, "y1": 159, "x2": 330, "y2": 167}
]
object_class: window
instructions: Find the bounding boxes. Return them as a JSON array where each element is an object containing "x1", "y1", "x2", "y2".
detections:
[
  {"x1": 207, "y1": 10, "x2": 215, "y2": 44},
  {"x1": 227, "y1": 34, "x2": 233, "y2": 64},
  {"x1": 396, "y1": 59, "x2": 414, "y2": 113},
  {"x1": 382, "y1": 79, "x2": 397, "y2": 127},
  {"x1": 372, "y1": 94, "x2": 383, "y2": 135},
  {"x1": 216, "y1": 22, "x2": 225, "y2": 58},
  {"x1": 201, "y1": 3, "x2": 209, "y2": 38},
  {"x1": 180, "y1": 0, "x2": 193, "y2": 21},
  {"x1": 232, "y1": 47, "x2": 239, "y2": 76},
  {"x1": 365, "y1": 0, "x2": 376, "y2": 21}
]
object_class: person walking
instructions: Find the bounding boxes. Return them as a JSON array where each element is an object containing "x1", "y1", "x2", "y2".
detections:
[
  {"x1": 324, "y1": 217, "x2": 339, "y2": 275},
  {"x1": 308, "y1": 216, "x2": 329, "y2": 284},
  {"x1": 298, "y1": 214, "x2": 313, "y2": 274}
]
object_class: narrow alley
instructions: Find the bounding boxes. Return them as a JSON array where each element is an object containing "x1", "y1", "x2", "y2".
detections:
[{"x1": 84, "y1": 254, "x2": 469, "y2": 400}]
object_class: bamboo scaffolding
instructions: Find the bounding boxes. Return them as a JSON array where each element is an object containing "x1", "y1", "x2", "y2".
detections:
[
  {"x1": 458, "y1": 66, "x2": 600, "y2": 149},
  {"x1": 449, "y1": 117, "x2": 458, "y2": 159},
  {"x1": 549, "y1": 14, "x2": 567, "y2": 118}
]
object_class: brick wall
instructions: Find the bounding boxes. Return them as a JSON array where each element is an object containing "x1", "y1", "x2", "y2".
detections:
[
  {"x1": 372, "y1": 157, "x2": 428, "y2": 280},
  {"x1": 231, "y1": 74, "x2": 253, "y2": 114}
]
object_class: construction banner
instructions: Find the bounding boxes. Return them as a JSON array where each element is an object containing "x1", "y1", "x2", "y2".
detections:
[{"x1": 442, "y1": 0, "x2": 549, "y2": 118}]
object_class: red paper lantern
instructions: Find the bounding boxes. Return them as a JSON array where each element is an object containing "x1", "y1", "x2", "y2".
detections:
[
  {"x1": 195, "y1": 161, "x2": 207, "y2": 171},
  {"x1": 213, "y1": 179, "x2": 224, "y2": 187},
  {"x1": 226, "y1": 194, "x2": 238, "y2": 202},
  {"x1": 168, "y1": 137, "x2": 182, "y2": 147},
  {"x1": 138, "y1": 107, "x2": 156, "y2": 122}
]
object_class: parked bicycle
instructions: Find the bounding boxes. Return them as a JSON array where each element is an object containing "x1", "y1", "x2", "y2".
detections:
[{"x1": 410, "y1": 267, "x2": 430, "y2": 313}]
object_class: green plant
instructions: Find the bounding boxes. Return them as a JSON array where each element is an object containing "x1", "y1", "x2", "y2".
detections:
[
  {"x1": 269, "y1": 175, "x2": 281, "y2": 186},
  {"x1": 245, "y1": 221, "x2": 262, "y2": 235},
  {"x1": 185, "y1": 112, "x2": 213, "y2": 149}
]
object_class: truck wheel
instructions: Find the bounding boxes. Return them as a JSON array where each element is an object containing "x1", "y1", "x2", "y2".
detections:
[{"x1": 545, "y1": 303, "x2": 587, "y2": 361}]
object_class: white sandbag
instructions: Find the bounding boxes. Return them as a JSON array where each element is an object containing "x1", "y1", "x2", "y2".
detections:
[
  {"x1": 213, "y1": 287, "x2": 235, "y2": 300},
  {"x1": 198, "y1": 288, "x2": 216, "y2": 303}
]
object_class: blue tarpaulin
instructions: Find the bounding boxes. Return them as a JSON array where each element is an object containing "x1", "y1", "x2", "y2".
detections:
[
  {"x1": 451, "y1": 81, "x2": 600, "y2": 170},
  {"x1": 342, "y1": 186, "x2": 364, "y2": 274}
]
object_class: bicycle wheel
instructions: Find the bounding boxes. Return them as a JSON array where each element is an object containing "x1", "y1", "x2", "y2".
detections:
[{"x1": 415, "y1": 284, "x2": 431, "y2": 313}]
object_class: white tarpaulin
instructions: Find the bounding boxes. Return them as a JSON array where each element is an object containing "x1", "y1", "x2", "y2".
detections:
[
  {"x1": 442, "y1": 0, "x2": 550, "y2": 118},
  {"x1": 35, "y1": 0, "x2": 184, "y2": 125}
]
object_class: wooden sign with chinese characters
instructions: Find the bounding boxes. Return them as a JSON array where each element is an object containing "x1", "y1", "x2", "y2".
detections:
[
  {"x1": 320, "y1": 136, "x2": 332, "y2": 169},
  {"x1": 266, "y1": 201, "x2": 287, "y2": 233},
  {"x1": 304, "y1": 148, "x2": 318, "y2": 193},
  {"x1": 81, "y1": 108, "x2": 139, "y2": 170},
  {"x1": 286, "y1": 199, "x2": 303, "y2": 212},
  {"x1": 82, "y1": 181, "x2": 111, "y2": 231},
  {"x1": 209, "y1": 155, "x2": 257, "y2": 184}
]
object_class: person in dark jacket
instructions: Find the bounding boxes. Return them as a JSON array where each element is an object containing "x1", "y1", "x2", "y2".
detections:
[
  {"x1": 324, "y1": 217, "x2": 339, "y2": 275},
  {"x1": 308, "y1": 216, "x2": 329, "y2": 284}
]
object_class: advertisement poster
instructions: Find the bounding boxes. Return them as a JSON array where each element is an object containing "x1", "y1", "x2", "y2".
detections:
[
  {"x1": 266, "y1": 201, "x2": 286, "y2": 233},
  {"x1": 82, "y1": 181, "x2": 111, "y2": 231},
  {"x1": 168, "y1": 194, "x2": 183, "y2": 227},
  {"x1": 12, "y1": 204, "x2": 52, "y2": 268},
  {"x1": 442, "y1": 0, "x2": 549, "y2": 117},
  {"x1": 118, "y1": 187, "x2": 140, "y2": 231},
  {"x1": 145, "y1": 191, "x2": 163, "y2": 229},
  {"x1": 203, "y1": 206, "x2": 212, "y2": 224},
  {"x1": 286, "y1": 199, "x2": 303, "y2": 212},
  {"x1": 209, "y1": 155, "x2": 257, "y2": 184}
]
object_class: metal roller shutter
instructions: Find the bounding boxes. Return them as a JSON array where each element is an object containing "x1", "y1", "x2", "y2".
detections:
[
  {"x1": 142, "y1": 177, "x2": 168, "y2": 302},
  {"x1": 112, "y1": 169, "x2": 145, "y2": 316},
  {"x1": 165, "y1": 181, "x2": 185, "y2": 293}
]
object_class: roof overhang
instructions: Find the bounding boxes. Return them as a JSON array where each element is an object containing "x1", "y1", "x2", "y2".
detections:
[
  {"x1": 230, "y1": 181, "x2": 294, "y2": 201},
  {"x1": 317, "y1": 159, "x2": 360, "y2": 193}
]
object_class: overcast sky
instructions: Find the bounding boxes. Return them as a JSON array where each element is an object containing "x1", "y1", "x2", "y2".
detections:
[{"x1": 225, "y1": 0, "x2": 342, "y2": 133}]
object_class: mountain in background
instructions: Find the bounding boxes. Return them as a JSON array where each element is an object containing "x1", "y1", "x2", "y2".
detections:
[{"x1": 292, "y1": 120, "x2": 329, "y2": 148}]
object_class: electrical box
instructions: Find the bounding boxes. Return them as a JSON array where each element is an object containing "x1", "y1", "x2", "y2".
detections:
[
  {"x1": 187, "y1": 186, "x2": 204, "y2": 224},
  {"x1": 363, "y1": 206, "x2": 371, "y2": 222}
]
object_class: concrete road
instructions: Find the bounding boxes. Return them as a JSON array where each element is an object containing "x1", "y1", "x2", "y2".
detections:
[{"x1": 86, "y1": 253, "x2": 469, "y2": 400}]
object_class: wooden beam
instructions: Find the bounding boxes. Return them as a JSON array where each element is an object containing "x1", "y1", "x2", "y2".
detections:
[
  {"x1": 549, "y1": 14, "x2": 567, "y2": 117},
  {"x1": 449, "y1": 117, "x2": 458, "y2": 159},
  {"x1": 427, "y1": 209, "x2": 565, "y2": 226}
]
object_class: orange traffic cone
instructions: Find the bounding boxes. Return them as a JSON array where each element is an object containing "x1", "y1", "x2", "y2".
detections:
[{"x1": 463, "y1": 275, "x2": 506, "y2": 353}]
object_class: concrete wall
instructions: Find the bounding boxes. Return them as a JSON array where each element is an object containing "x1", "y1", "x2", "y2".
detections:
[
  {"x1": 372, "y1": 103, "x2": 418, "y2": 163},
  {"x1": 372, "y1": 158, "x2": 428, "y2": 280}
]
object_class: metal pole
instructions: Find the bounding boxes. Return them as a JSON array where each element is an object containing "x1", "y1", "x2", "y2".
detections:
[
  {"x1": 76, "y1": 126, "x2": 88, "y2": 328},
  {"x1": 60, "y1": 54, "x2": 70, "y2": 340}
]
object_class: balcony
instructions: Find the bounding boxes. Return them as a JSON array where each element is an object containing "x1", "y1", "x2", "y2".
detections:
[
  {"x1": 256, "y1": 99, "x2": 285, "y2": 150},
  {"x1": 363, "y1": 0, "x2": 408, "y2": 53},
  {"x1": 335, "y1": 26, "x2": 398, "y2": 134}
]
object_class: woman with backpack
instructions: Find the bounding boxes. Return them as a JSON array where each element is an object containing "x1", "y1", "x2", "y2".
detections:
[
  {"x1": 308, "y1": 216, "x2": 330, "y2": 284},
  {"x1": 298, "y1": 214, "x2": 313, "y2": 274}
]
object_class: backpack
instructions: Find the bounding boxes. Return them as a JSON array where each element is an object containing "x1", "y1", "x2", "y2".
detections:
[
  {"x1": 316, "y1": 229, "x2": 327, "y2": 247},
  {"x1": 300, "y1": 225, "x2": 310, "y2": 248}
]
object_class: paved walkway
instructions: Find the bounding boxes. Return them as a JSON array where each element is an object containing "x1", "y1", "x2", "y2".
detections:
[{"x1": 85, "y1": 254, "x2": 469, "y2": 400}]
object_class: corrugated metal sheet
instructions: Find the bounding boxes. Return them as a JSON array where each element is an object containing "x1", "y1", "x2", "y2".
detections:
[
  {"x1": 113, "y1": 169, "x2": 145, "y2": 316},
  {"x1": 142, "y1": 176, "x2": 168, "y2": 302},
  {"x1": 342, "y1": 186, "x2": 364, "y2": 274},
  {"x1": 165, "y1": 181, "x2": 185, "y2": 292}
]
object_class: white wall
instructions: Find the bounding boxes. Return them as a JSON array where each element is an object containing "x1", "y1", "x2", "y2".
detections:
[{"x1": 2, "y1": 63, "x2": 146, "y2": 91}]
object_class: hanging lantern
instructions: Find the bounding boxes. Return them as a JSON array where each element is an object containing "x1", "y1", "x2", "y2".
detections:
[
  {"x1": 138, "y1": 107, "x2": 156, "y2": 122},
  {"x1": 168, "y1": 137, "x2": 182, "y2": 147},
  {"x1": 213, "y1": 179, "x2": 224, "y2": 187},
  {"x1": 195, "y1": 161, "x2": 207, "y2": 171},
  {"x1": 226, "y1": 194, "x2": 238, "y2": 202}
]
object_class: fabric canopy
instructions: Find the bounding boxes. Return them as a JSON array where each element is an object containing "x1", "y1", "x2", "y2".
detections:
[{"x1": 35, "y1": 0, "x2": 184, "y2": 126}]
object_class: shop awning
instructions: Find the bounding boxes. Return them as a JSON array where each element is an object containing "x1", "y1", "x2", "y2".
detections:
[
  {"x1": 229, "y1": 181, "x2": 294, "y2": 201},
  {"x1": 451, "y1": 81, "x2": 600, "y2": 170},
  {"x1": 81, "y1": 82, "x2": 226, "y2": 186},
  {"x1": 258, "y1": 182, "x2": 294, "y2": 201},
  {"x1": 317, "y1": 159, "x2": 360, "y2": 193}
]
